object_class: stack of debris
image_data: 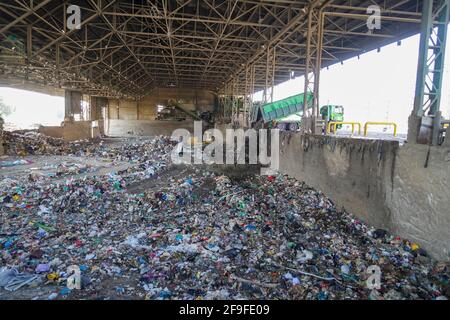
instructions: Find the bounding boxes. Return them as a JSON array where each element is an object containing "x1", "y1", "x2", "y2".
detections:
[
  {"x1": 1, "y1": 131, "x2": 94, "y2": 156},
  {"x1": 0, "y1": 134, "x2": 448, "y2": 300}
]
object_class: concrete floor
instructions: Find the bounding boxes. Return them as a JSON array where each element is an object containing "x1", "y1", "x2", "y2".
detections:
[{"x1": 0, "y1": 155, "x2": 131, "y2": 181}]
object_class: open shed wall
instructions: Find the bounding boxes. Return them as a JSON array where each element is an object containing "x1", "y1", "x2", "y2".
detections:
[
  {"x1": 105, "y1": 88, "x2": 216, "y2": 135},
  {"x1": 108, "y1": 88, "x2": 216, "y2": 121}
]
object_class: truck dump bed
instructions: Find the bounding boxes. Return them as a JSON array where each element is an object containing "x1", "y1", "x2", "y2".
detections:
[{"x1": 260, "y1": 93, "x2": 313, "y2": 123}]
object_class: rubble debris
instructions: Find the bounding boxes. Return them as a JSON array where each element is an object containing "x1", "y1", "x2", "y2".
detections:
[
  {"x1": 2, "y1": 131, "x2": 93, "y2": 156},
  {"x1": 0, "y1": 133, "x2": 449, "y2": 300}
]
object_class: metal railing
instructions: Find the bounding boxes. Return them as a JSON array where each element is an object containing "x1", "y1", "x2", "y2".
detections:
[
  {"x1": 364, "y1": 122, "x2": 397, "y2": 137},
  {"x1": 327, "y1": 122, "x2": 362, "y2": 135}
]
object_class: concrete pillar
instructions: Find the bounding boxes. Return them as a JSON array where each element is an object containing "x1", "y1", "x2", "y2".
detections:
[
  {"x1": 90, "y1": 96, "x2": 100, "y2": 121},
  {"x1": 408, "y1": 112, "x2": 445, "y2": 145},
  {"x1": 64, "y1": 90, "x2": 72, "y2": 120},
  {"x1": 301, "y1": 116, "x2": 323, "y2": 135},
  {"x1": 90, "y1": 96, "x2": 108, "y2": 135},
  {"x1": 443, "y1": 126, "x2": 450, "y2": 147},
  {"x1": 407, "y1": 114, "x2": 422, "y2": 144},
  {"x1": 64, "y1": 90, "x2": 82, "y2": 121},
  {"x1": 0, "y1": 137, "x2": 4, "y2": 156},
  {"x1": 0, "y1": 116, "x2": 4, "y2": 155}
]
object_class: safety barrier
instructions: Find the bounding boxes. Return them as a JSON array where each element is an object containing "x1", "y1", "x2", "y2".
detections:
[
  {"x1": 327, "y1": 122, "x2": 362, "y2": 135},
  {"x1": 364, "y1": 122, "x2": 397, "y2": 137}
]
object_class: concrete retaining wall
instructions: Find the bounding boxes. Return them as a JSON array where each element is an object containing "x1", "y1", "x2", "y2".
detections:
[
  {"x1": 63, "y1": 122, "x2": 94, "y2": 141},
  {"x1": 38, "y1": 126, "x2": 63, "y2": 139},
  {"x1": 39, "y1": 119, "x2": 200, "y2": 139},
  {"x1": 279, "y1": 133, "x2": 450, "y2": 261},
  {"x1": 39, "y1": 121, "x2": 101, "y2": 141},
  {"x1": 387, "y1": 144, "x2": 450, "y2": 261},
  {"x1": 107, "y1": 119, "x2": 196, "y2": 137}
]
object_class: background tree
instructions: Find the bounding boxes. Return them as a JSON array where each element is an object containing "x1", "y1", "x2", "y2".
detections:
[{"x1": 0, "y1": 97, "x2": 15, "y2": 117}]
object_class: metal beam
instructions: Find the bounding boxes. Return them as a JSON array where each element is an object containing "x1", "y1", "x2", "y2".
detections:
[
  {"x1": 0, "y1": 0, "x2": 52, "y2": 34},
  {"x1": 410, "y1": 0, "x2": 450, "y2": 145}
]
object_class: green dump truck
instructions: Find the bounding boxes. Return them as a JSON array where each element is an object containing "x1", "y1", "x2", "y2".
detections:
[
  {"x1": 250, "y1": 93, "x2": 313, "y2": 131},
  {"x1": 320, "y1": 105, "x2": 345, "y2": 131},
  {"x1": 250, "y1": 93, "x2": 344, "y2": 132}
]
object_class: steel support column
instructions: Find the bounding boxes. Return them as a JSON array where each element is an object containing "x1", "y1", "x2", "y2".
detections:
[
  {"x1": 410, "y1": 0, "x2": 450, "y2": 145},
  {"x1": 243, "y1": 65, "x2": 255, "y2": 128},
  {"x1": 231, "y1": 79, "x2": 238, "y2": 126},
  {"x1": 263, "y1": 46, "x2": 276, "y2": 104},
  {"x1": 302, "y1": 1, "x2": 331, "y2": 134}
]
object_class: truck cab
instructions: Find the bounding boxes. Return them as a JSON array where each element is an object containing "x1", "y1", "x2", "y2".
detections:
[{"x1": 320, "y1": 105, "x2": 344, "y2": 131}]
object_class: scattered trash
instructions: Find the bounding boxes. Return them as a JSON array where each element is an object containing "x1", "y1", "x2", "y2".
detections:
[
  {"x1": 48, "y1": 293, "x2": 58, "y2": 300},
  {"x1": 0, "y1": 159, "x2": 33, "y2": 168},
  {"x1": 35, "y1": 264, "x2": 50, "y2": 274},
  {"x1": 60, "y1": 288, "x2": 71, "y2": 296},
  {"x1": 340, "y1": 265, "x2": 351, "y2": 275},
  {"x1": 297, "y1": 250, "x2": 313, "y2": 264},
  {"x1": 0, "y1": 133, "x2": 448, "y2": 300},
  {"x1": 0, "y1": 268, "x2": 39, "y2": 292}
]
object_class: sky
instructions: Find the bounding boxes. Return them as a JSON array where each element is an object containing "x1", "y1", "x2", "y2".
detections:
[
  {"x1": 1, "y1": 27, "x2": 450, "y2": 133},
  {"x1": 256, "y1": 27, "x2": 450, "y2": 134},
  {"x1": 0, "y1": 88, "x2": 64, "y2": 129}
]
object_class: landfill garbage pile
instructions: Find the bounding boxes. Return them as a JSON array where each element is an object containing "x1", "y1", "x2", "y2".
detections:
[
  {"x1": 1, "y1": 131, "x2": 94, "y2": 156},
  {"x1": 0, "y1": 135, "x2": 449, "y2": 300}
]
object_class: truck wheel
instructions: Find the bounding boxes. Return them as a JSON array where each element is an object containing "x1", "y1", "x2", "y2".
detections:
[
  {"x1": 289, "y1": 123, "x2": 299, "y2": 132},
  {"x1": 277, "y1": 123, "x2": 287, "y2": 131}
]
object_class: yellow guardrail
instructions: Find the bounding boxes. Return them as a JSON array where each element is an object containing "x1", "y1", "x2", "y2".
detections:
[
  {"x1": 364, "y1": 122, "x2": 397, "y2": 137},
  {"x1": 327, "y1": 122, "x2": 362, "y2": 135}
]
